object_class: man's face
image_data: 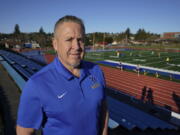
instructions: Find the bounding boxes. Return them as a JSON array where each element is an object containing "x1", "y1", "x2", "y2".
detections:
[{"x1": 53, "y1": 22, "x2": 85, "y2": 70}]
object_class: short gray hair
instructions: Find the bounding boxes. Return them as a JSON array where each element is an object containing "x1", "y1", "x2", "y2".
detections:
[{"x1": 54, "y1": 15, "x2": 85, "y2": 37}]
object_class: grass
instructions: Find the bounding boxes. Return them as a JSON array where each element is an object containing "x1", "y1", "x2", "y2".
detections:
[
  {"x1": 84, "y1": 50, "x2": 180, "y2": 72},
  {"x1": 84, "y1": 49, "x2": 180, "y2": 83}
]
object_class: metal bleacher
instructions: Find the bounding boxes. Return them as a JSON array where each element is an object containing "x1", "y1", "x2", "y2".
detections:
[
  {"x1": 108, "y1": 96, "x2": 177, "y2": 130},
  {"x1": 0, "y1": 50, "x2": 43, "y2": 80},
  {"x1": 21, "y1": 50, "x2": 47, "y2": 64}
]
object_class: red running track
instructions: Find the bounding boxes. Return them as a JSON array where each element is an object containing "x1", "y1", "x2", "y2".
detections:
[{"x1": 101, "y1": 66, "x2": 180, "y2": 113}]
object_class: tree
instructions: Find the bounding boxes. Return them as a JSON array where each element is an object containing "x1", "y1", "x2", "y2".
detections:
[
  {"x1": 105, "y1": 36, "x2": 113, "y2": 44},
  {"x1": 114, "y1": 32, "x2": 126, "y2": 42},
  {"x1": 84, "y1": 36, "x2": 91, "y2": 46},
  {"x1": 14, "y1": 24, "x2": 21, "y2": 34},
  {"x1": 39, "y1": 27, "x2": 45, "y2": 34},
  {"x1": 125, "y1": 28, "x2": 131, "y2": 39},
  {"x1": 135, "y1": 29, "x2": 147, "y2": 41}
]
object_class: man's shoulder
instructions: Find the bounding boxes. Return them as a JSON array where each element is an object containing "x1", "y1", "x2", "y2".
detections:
[
  {"x1": 82, "y1": 60, "x2": 101, "y2": 71},
  {"x1": 22, "y1": 62, "x2": 57, "y2": 93},
  {"x1": 30, "y1": 62, "x2": 55, "y2": 81},
  {"x1": 82, "y1": 60, "x2": 104, "y2": 79}
]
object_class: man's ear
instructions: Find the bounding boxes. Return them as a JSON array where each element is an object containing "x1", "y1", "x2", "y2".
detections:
[{"x1": 52, "y1": 38, "x2": 58, "y2": 51}]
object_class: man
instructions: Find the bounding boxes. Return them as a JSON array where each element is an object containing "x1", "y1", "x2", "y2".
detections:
[
  {"x1": 134, "y1": 64, "x2": 140, "y2": 76},
  {"x1": 117, "y1": 61, "x2": 123, "y2": 71},
  {"x1": 16, "y1": 15, "x2": 108, "y2": 135}
]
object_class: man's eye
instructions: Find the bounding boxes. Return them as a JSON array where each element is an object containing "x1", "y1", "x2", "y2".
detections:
[
  {"x1": 78, "y1": 38, "x2": 84, "y2": 42},
  {"x1": 66, "y1": 38, "x2": 73, "y2": 41}
]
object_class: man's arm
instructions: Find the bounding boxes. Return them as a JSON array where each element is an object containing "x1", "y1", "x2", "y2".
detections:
[
  {"x1": 101, "y1": 100, "x2": 109, "y2": 135},
  {"x1": 16, "y1": 125, "x2": 35, "y2": 135}
]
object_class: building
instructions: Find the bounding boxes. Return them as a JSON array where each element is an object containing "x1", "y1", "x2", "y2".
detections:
[
  {"x1": 24, "y1": 42, "x2": 40, "y2": 48},
  {"x1": 161, "y1": 32, "x2": 180, "y2": 40}
]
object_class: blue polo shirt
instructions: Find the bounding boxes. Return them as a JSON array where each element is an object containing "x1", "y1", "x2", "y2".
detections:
[{"x1": 17, "y1": 57, "x2": 106, "y2": 135}]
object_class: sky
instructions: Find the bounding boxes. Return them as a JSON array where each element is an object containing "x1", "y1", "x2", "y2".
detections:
[{"x1": 0, "y1": 0, "x2": 180, "y2": 34}]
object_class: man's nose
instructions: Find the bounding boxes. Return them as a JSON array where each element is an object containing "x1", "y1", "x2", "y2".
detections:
[{"x1": 72, "y1": 39, "x2": 81, "y2": 50}]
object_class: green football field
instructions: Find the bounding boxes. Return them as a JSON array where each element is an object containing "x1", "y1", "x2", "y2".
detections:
[{"x1": 84, "y1": 50, "x2": 180, "y2": 72}]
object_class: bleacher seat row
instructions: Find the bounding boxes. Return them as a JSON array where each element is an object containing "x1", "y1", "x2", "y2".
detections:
[{"x1": 0, "y1": 50, "x2": 43, "y2": 80}]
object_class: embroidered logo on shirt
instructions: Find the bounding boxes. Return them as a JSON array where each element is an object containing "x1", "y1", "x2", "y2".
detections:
[
  {"x1": 89, "y1": 75, "x2": 100, "y2": 89},
  {"x1": 57, "y1": 91, "x2": 67, "y2": 99},
  {"x1": 91, "y1": 83, "x2": 100, "y2": 89}
]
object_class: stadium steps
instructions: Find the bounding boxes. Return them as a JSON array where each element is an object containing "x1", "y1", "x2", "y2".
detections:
[
  {"x1": 0, "y1": 63, "x2": 20, "y2": 135},
  {"x1": 107, "y1": 96, "x2": 177, "y2": 130}
]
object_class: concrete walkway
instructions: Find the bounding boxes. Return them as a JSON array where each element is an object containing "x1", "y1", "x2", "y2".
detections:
[{"x1": 0, "y1": 63, "x2": 21, "y2": 135}]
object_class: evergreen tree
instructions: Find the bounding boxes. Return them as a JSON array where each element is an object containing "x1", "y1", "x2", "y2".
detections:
[
  {"x1": 84, "y1": 36, "x2": 91, "y2": 46},
  {"x1": 105, "y1": 36, "x2": 113, "y2": 44},
  {"x1": 125, "y1": 28, "x2": 131, "y2": 39},
  {"x1": 39, "y1": 27, "x2": 45, "y2": 34},
  {"x1": 135, "y1": 29, "x2": 147, "y2": 41},
  {"x1": 14, "y1": 24, "x2": 21, "y2": 34}
]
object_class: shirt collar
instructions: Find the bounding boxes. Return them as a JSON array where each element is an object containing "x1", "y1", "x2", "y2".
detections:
[
  {"x1": 54, "y1": 57, "x2": 89, "y2": 80},
  {"x1": 80, "y1": 61, "x2": 90, "y2": 81}
]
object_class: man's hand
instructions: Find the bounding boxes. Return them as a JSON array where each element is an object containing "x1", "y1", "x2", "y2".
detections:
[
  {"x1": 101, "y1": 100, "x2": 109, "y2": 135},
  {"x1": 16, "y1": 125, "x2": 35, "y2": 135}
]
